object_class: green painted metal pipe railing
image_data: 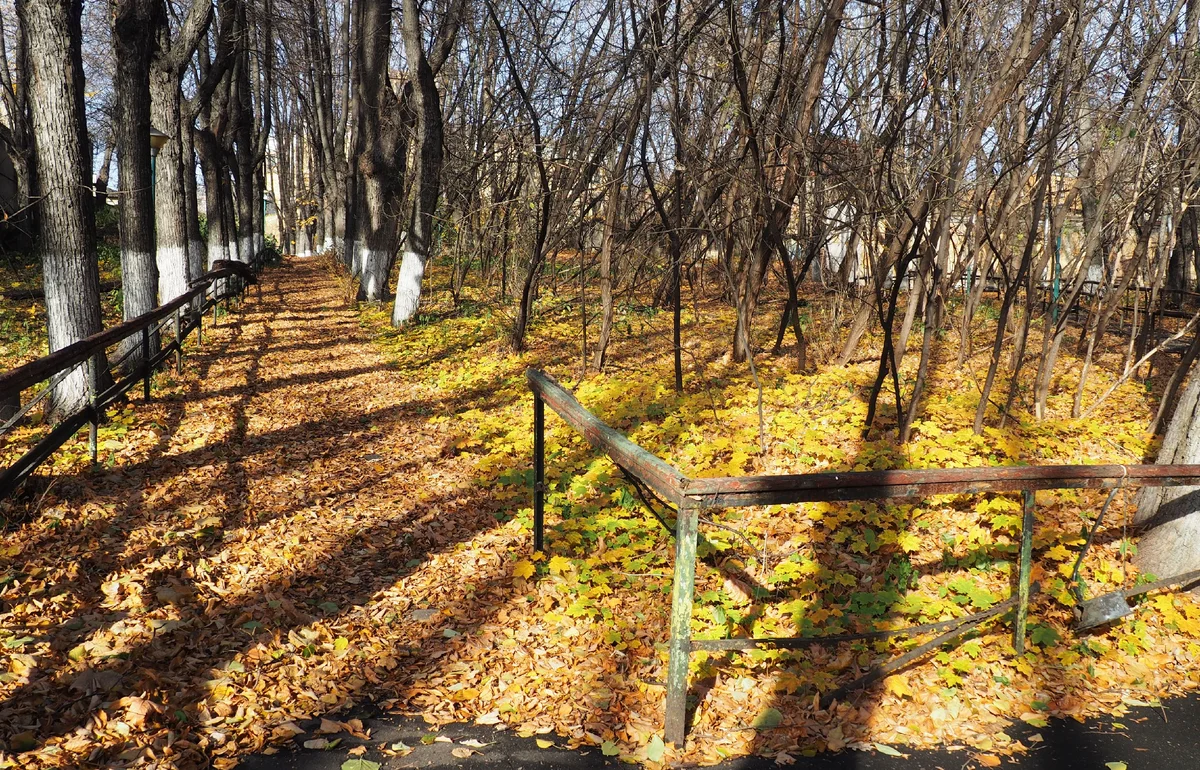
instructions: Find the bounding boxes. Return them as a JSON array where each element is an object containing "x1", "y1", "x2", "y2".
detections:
[{"x1": 527, "y1": 367, "x2": 1200, "y2": 747}]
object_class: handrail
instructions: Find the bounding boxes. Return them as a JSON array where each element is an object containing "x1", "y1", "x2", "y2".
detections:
[
  {"x1": 0, "y1": 266, "x2": 240, "y2": 399},
  {"x1": 526, "y1": 368, "x2": 1200, "y2": 507},
  {"x1": 0, "y1": 253, "x2": 268, "y2": 498},
  {"x1": 526, "y1": 369, "x2": 687, "y2": 504},
  {"x1": 525, "y1": 366, "x2": 1200, "y2": 746},
  {"x1": 681, "y1": 463, "x2": 1200, "y2": 505}
]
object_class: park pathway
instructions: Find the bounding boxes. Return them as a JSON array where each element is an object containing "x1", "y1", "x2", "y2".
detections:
[
  {"x1": 6, "y1": 259, "x2": 1200, "y2": 770},
  {"x1": 0, "y1": 258, "x2": 527, "y2": 769}
]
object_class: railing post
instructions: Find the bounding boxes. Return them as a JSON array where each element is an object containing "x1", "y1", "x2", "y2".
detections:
[
  {"x1": 196, "y1": 304, "x2": 203, "y2": 348},
  {"x1": 141, "y1": 326, "x2": 151, "y2": 401},
  {"x1": 1014, "y1": 489, "x2": 1036, "y2": 654},
  {"x1": 665, "y1": 500, "x2": 699, "y2": 747},
  {"x1": 174, "y1": 307, "x2": 183, "y2": 374},
  {"x1": 87, "y1": 358, "x2": 98, "y2": 466},
  {"x1": 533, "y1": 392, "x2": 545, "y2": 554}
]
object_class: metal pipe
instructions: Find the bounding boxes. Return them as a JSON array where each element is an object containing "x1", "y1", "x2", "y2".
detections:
[
  {"x1": 664, "y1": 502, "x2": 699, "y2": 747},
  {"x1": 534, "y1": 393, "x2": 545, "y2": 554},
  {"x1": 174, "y1": 308, "x2": 183, "y2": 374},
  {"x1": 1014, "y1": 490, "x2": 1036, "y2": 653},
  {"x1": 87, "y1": 357, "x2": 97, "y2": 466},
  {"x1": 141, "y1": 327, "x2": 151, "y2": 401}
]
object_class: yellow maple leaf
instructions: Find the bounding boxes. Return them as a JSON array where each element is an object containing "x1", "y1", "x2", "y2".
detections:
[
  {"x1": 897, "y1": 532, "x2": 921, "y2": 553},
  {"x1": 512, "y1": 560, "x2": 536, "y2": 579},
  {"x1": 547, "y1": 555, "x2": 572, "y2": 575},
  {"x1": 884, "y1": 674, "x2": 913, "y2": 699}
]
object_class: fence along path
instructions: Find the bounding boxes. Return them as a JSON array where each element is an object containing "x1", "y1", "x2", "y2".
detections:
[
  {"x1": 0, "y1": 259, "x2": 505, "y2": 766},
  {"x1": 526, "y1": 367, "x2": 1200, "y2": 745},
  {"x1": 0, "y1": 258, "x2": 263, "y2": 498}
]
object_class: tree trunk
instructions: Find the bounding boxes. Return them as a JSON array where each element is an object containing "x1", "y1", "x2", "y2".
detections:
[
  {"x1": 196, "y1": 129, "x2": 232, "y2": 267},
  {"x1": 182, "y1": 122, "x2": 206, "y2": 283},
  {"x1": 150, "y1": 0, "x2": 211, "y2": 298},
  {"x1": 392, "y1": 0, "x2": 447, "y2": 325},
  {"x1": 354, "y1": 0, "x2": 407, "y2": 302},
  {"x1": 93, "y1": 142, "x2": 114, "y2": 204},
  {"x1": 112, "y1": 0, "x2": 162, "y2": 369},
  {"x1": 1136, "y1": 366, "x2": 1200, "y2": 583},
  {"x1": 20, "y1": 0, "x2": 110, "y2": 417},
  {"x1": 150, "y1": 63, "x2": 192, "y2": 300}
]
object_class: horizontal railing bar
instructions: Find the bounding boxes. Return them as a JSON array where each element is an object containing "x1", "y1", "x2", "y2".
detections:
[
  {"x1": 0, "y1": 267, "x2": 239, "y2": 399},
  {"x1": 683, "y1": 464, "x2": 1200, "y2": 506},
  {"x1": 691, "y1": 611, "x2": 990, "y2": 651},
  {"x1": 0, "y1": 361, "x2": 83, "y2": 437},
  {"x1": 527, "y1": 366, "x2": 1200, "y2": 507},
  {"x1": 0, "y1": 407, "x2": 94, "y2": 494},
  {"x1": 0, "y1": 253, "x2": 263, "y2": 500},
  {"x1": 526, "y1": 368, "x2": 687, "y2": 504}
]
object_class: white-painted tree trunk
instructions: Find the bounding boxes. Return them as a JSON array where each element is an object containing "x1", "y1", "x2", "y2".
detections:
[
  {"x1": 347, "y1": 239, "x2": 360, "y2": 276},
  {"x1": 296, "y1": 228, "x2": 312, "y2": 257},
  {"x1": 157, "y1": 244, "x2": 191, "y2": 302},
  {"x1": 1137, "y1": 370, "x2": 1200, "y2": 586},
  {"x1": 392, "y1": 250, "x2": 425, "y2": 324},
  {"x1": 359, "y1": 248, "x2": 390, "y2": 301}
]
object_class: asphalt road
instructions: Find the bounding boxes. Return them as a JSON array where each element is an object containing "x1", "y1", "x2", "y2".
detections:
[{"x1": 240, "y1": 691, "x2": 1200, "y2": 769}]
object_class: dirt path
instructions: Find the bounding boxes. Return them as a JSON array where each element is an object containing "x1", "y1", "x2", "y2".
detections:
[{"x1": 0, "y1": 259, "x2": 522, "y2": 768}]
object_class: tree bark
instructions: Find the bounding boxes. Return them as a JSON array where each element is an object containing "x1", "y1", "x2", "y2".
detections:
[
  {"x1": 20, "y1": 0, "x2": 111, "y2": 417},
  {"x1": 393, "y1": 0, "x2": 455, "y2": 324},
  {"x1": 112, "y1": 0, "x2": 162, "y2": 369},
  {"x1": 1137, "y1": 366, "x2": 1200, "y2": 584},
  {"x1": 354, "y1": 0, "x2": 408, "y2": 302},
  {"x1": 150, "y1": 0, "x2": 211, "y2": 299}
]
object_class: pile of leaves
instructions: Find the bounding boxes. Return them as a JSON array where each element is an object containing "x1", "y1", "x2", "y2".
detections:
[{"x1": 1, "y1": 257, "x2": 1198, "y2": 770}]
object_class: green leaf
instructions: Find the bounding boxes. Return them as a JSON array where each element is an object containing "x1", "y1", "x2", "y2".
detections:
[
  {"x1": 1029, "y1": 624, "x2": 1061, "y2": 647},
  {"x1": 874, "y1": 743, "x2": 905, "y2": 757},
  {"x1": 645, "y1": 734, "x2": 666, "y2": 762},
  {"x1": 601, "y1": 740, "x2": 620, "y2": 756},
  {"x1": 3, "y1": 636, "x2": 33, "y2": 649},
  {"x1": 318, "y1": 601, "x2": 339, "y2": 614},
  {"x1": 751, "y1": 707, "x2": 783, "y2": 730},
  {"x1": 340, "y1": 761, "x2": 381, "y2": 770},
  {"x1": 1105, "y1": 763, "x2": 1127, "y2": 770}
]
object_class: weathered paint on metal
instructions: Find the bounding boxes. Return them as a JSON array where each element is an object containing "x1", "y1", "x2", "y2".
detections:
[
  {"x1": 664, "y1": 502, "x2": 699, "y2": 747},
  {"x1": 534, "y1": 394, "x2": 545, "y2": 554},
  {"x1": 1014, "y1": 490, "x2": 1036, "y2": 654},
  {"x1": 526, "y1": 369, "x2": 687, "y2": 505}
]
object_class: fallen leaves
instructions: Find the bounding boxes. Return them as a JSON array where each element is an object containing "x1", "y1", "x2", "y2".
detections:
[{"x1": 1, "y1": 259, "x2": 1199, "y2": 770}]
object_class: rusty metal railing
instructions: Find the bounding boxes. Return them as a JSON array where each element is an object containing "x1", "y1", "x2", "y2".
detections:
[{"x1": 527, "y1": 367, "x2": 1200, "y2": 746}]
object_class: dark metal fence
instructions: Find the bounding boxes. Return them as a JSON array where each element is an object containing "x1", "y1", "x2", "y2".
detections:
[
  {"x1": 0, "y1": 253, "x2": 267, "y2": 500},
  {"x1": 526, "y1": 367, "x2": 1200, "y2": 745}
]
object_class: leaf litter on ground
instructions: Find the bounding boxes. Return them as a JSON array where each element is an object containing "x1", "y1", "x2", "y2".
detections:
[{"x1": 0, "y1": 257, "x2": 1198, "y2": 769}]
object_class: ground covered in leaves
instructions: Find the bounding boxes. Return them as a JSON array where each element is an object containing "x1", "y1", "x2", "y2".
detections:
[{"x1": 2, "y1": 257, "x2": 1199, "y2": 769}]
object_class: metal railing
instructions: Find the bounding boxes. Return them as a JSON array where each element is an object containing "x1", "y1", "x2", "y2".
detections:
[
  {"x1": 0, "y1": 252, "x2": 267, "y2": 500},
  {"x1": 526, "y1": 367, "x2": 1200, "y2": 746}
]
